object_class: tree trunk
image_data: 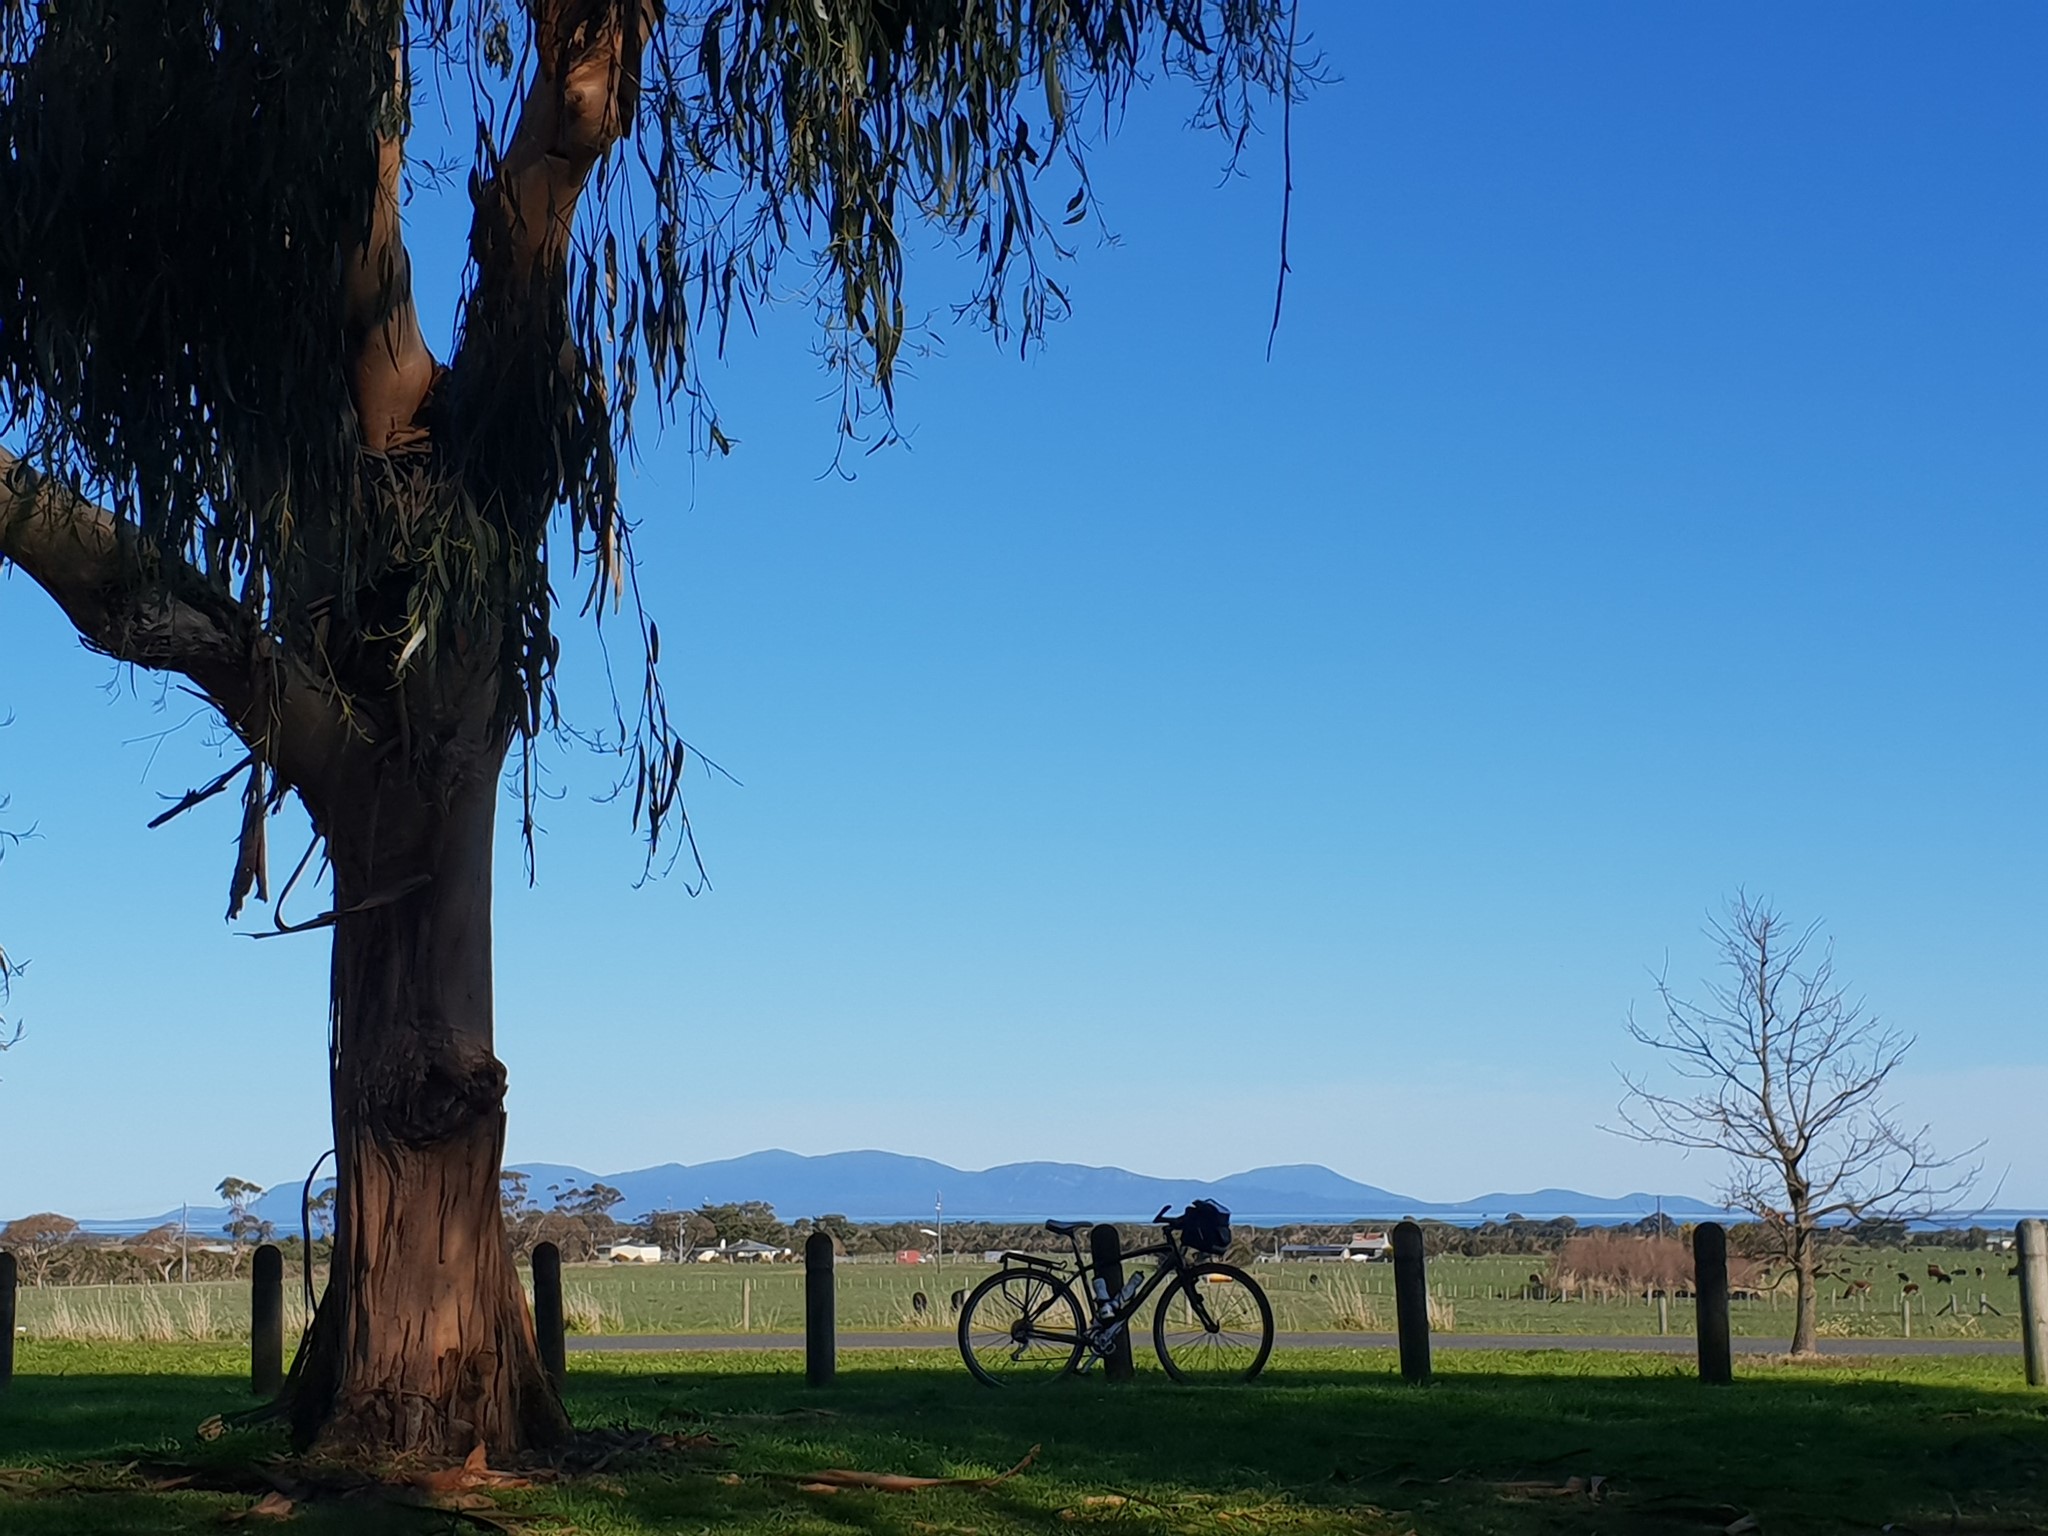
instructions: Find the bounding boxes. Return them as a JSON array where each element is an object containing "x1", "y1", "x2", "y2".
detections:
[
  {"x1": 283, "y1": 755, "x2": 568, "y2": 1458},
  {"x1": 1790, "y1": 1208, "x2": 1820, "y2": 1357}
]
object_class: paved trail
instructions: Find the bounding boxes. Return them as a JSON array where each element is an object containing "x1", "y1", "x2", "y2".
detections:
[{"x1": 569, "y1": 1331, "x2": 2018, "y2": 1358}]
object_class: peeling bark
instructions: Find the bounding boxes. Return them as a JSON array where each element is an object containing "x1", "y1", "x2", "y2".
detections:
[{"x1": 285, "y1": 761, "x2": 568, "y2": 1458}]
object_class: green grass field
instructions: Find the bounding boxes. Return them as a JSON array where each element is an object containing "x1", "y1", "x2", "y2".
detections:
[
  {"x1": 1, "y1": 1340, "x2": 2044, "y2": 1533},
  {"x1": 14, "y1": 1247, "x2": 2019, "y2": 1348},
  {"x1": 547, "y1": 1246, "x2": 2019, "y2": 1342}
]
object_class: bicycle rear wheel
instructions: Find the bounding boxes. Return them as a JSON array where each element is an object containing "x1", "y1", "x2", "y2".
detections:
[
  {"x1": 1152, "y1": 1262, "x2": 1274, "y2": 1383},
  {"x1": 958, "y1": 1268, "x2": 1086, "y2": 1386}
]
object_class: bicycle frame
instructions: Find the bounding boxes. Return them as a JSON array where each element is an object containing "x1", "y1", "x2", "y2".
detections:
[{"x1": 995, "y1": 1220, "x2": 1220, "y2": 1354}]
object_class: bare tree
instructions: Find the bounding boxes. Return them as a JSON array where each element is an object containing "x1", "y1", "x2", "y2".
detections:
[
  {"x1": 0, "y1": 742, "x2": 24, "y2": 1056},
  {"x1": 1613, "y1": 893, "x2": 1976, "y2": 1355},
  {"x1": 0, "y1": 916, "x2": 18, "y2": 1054}
]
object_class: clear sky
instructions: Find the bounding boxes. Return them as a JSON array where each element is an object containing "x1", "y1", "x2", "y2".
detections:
[{"x1": 2, "y1": 3, "x2": 2043, "y2": 1219}]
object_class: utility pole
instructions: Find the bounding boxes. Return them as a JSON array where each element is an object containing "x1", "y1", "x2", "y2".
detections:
[
  {"x1": 936, "y1": 1192, "x2": 944, "y2": 1272},
  {"x1": 180, "y1": 1202, "x2": 189, "y2": 1284}
]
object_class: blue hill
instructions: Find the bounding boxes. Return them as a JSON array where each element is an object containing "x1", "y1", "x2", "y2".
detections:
[
  {"x1": 495, "y1": 1150, "x2": 1725, "y2": 1224},
  {"x1": 51, "y1": 1150, "x2": 1740, "y2": 1234}
]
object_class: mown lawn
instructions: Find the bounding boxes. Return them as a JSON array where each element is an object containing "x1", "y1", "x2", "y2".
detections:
[{"x1": 1, "y1": 1341, "x2": 2044, "y2": 1533}]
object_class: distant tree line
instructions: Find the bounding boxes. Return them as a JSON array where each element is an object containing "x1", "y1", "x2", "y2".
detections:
[{"x1": 2, "y1": 1187, "x2": 2014, "y2": 1288}]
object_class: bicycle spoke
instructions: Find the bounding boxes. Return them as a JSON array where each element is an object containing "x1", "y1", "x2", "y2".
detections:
[
  {"x1": 960, "y1": 1270, "x2": 1083, "y2": 1385},
  {"x1": 1154, "y1": 1265, "x2": 1273, "y2": 1384}
]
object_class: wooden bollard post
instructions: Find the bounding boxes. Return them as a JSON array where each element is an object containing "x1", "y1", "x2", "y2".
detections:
[
  {"x1": 805, "y1": 1232, "x2": 836, "y2": 1387},
  {"x1": 251, "y1": 1244, "x2": 284, "y2": 1397},
  {"x1": 532, "y1": 1241, "x2": 567, "y2": 1391},
  {"x1": 1392, "y1": 1220, "x2": 1431, "y2": 1384},
  {"x1": 0, "y1": 1251, "x2": 15, "y2": 1389},
  {"x1": 2018, "y1": 1220, "x2": 2048, "y2": 1386},
  {"x1": 1693, "y1": 1222, "x2": 1732, "y2": 1385},
  {"x1": 1089, "y1": 1224, "x2": 1136, "y2": 1382},
  {"x1": 1657, "y1": 1292, "x2": 1669, "y2": 1337}
]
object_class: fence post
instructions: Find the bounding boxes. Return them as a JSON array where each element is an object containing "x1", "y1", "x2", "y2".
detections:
[
  {"x1": 806, "y1": 1232, "x2": 836, "y2": 1387},
  {"x1": 1392, "y1": 1220, "x2": 1431, "y2": 1384},
  {"x1": 532, "y1": 1241, "x2": 566, "y2": 1391},
  {"x1": 251, "y1": 1244, "x2": 284, "y2": 1397},
  {"x1": 1089, "y1": 1224, "x2": 1136, "y2": 1382},
  {"x1": 2019, "y1": 1221, "x2": 2048, "y2": 1387},
  {"x1": 0, "y1": 1251, "x2": 15, "y2": 1389},
  {"x1": 1657, "y1": 1292, "x2": 1669, "y2": 1337},
  {"x1": 1692, "y1": 1222, "x2": 1732, "y2": 1385}
]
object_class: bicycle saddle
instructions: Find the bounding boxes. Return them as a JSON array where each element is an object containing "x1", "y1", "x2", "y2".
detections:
[{"x1": 1043, "y1": 1219, "x2": 1090, "y2": 1236}]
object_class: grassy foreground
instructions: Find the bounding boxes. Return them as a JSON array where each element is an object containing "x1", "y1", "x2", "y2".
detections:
[{"x1": 2, "y1": 1341, "x2": 2045, "y2": 1533}]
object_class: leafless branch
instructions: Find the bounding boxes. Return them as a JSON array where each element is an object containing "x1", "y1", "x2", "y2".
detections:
[{"x1": 1606, "y1": 891, "x2": 1979, "y2": 1352}]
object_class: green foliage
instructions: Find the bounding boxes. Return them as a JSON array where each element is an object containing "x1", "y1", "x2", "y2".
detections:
[
  {"x1": 305, "y1": 1185, "x2": 338, "y2": 1243},
  {"x1": 555, "y1": 1181, "x2": 627, "y2": 1218},
  {"x1": 0, "y1": 1, "x2": 1303, "y2": 877},
  {"x1": 691, "y1": 1200, "x2": 787, "y2": 1245},
  {"x1": 212, "y1": 1177, "x2": 271, "y2": 1253},
  {"x1": 500, "y1": 1169, "x2": 537, "y2": 1222},
  {"x1": 0, "y1": 1, "x2": 390, "y2": 548}
]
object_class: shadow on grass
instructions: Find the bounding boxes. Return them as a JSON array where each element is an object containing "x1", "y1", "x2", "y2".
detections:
[
  {"x1": 570, "y1": 1358, "x2": 2048, "y2": 1535},
  {"x1": 3, "y1": 1354, "x2": 2046, "y2": 1534}
]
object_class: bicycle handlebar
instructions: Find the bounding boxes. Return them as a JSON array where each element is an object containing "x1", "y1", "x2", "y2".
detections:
[{"x1": 1153, "y1": 1204, "x2": 1174, "y2": 1224}]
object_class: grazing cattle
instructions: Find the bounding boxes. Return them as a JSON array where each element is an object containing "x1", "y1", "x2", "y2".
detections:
[
  {"x1": 1896, "y1": 1272, "x2": 1913, "y2": 1284},
  {"x1": 1903, "y1": 1282, "x2": 1921, "y2": 1296},
  {"x1": 1927, "y1": 1263, "x2": 1954, "y2": 1284},
  {"x1": 1840, "y1": 1280, "x2": 1872, "y2": 1301}
]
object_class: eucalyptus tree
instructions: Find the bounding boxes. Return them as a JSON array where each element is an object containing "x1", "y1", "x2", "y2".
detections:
[{"x1": 0, "y1": 0, "x2": 1300, "y2": 1456}]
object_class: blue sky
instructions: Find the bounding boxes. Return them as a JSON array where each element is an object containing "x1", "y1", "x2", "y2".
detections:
[{"x1": 3, "y1": 3, "x2": 2044, "y2": 1218}]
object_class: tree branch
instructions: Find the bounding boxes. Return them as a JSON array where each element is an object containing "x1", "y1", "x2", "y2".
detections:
[
  {"x1": 466, "y1": 0, "x2": 654, "y2": 296},
  {"x1": 0, "y1": 450, "x2": 251, "y2": 698},
  {"x1": 0, "y1": 450, "x2": 351, "y2": 807},
  {"x1": 343, "y1": 47, "x2": 439, "y2": 454}
]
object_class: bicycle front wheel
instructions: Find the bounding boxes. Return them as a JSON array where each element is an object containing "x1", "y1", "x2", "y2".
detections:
[
  {"x1": 958, "y1": 1268, "x2": 1086, "y2": 1386},
  {"x1": 1152, "y1": 1262, "x2": 1274, "y2": 1383}
]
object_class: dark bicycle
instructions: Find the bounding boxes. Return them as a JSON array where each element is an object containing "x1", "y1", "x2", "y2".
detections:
[{"x1": 956, "y1": 1200, "x2": 1274, "y2": 1385}]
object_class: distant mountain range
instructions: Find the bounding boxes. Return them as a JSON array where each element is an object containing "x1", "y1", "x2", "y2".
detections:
[{"x1": 52, "y1": 1149, "x2": 1731, "y2": 1238}]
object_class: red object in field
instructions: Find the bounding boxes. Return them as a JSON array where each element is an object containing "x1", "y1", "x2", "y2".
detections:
[{"x1": 897, "y1": 1250, "x2": 924, "y2": 1264}]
